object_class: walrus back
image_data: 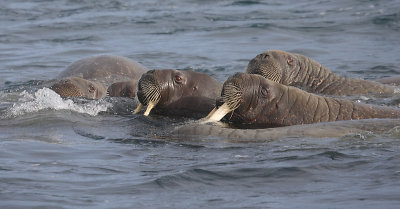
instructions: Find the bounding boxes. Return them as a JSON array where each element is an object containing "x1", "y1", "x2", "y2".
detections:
[
  {"x1": 275, "y1": 85, "x2": 400, "y2": 126},
  {"x1": 58, "y1": 55, "x2": 147, "y2": 85},
  {"x1": 290, "y1": 53, "x2": 396, "y2": 96}
]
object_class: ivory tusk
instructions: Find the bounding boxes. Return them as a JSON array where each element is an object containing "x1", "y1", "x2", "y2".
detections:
[
  {"x1": 133, "y1": 103, "x2": 143, "y2": 114},
  {"x1": 143, "y1": 101, "x2": 157, "y2": 116},
  {"x1": 200, "y1": 103, "x2": 232, "y2": 123}
]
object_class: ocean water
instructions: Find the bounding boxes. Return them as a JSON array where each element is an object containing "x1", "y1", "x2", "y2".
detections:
[{"x1": 1, "y1": 0, "x2": 400, "y2": 208}]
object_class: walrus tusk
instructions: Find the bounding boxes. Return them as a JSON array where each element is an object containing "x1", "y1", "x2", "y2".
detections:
[
  {"x1": 143, "y1": 101, "x2": 157, "y2": 116},
  {"x1": 198, "y1": 107, "x2": 217, "y2": 124},
  {"x1": 133, "y1": 103, "x2": 143, "y2": 114},
  {"x1": 201, "y1": 103, "x2": 232, "y2": 123},
  {"x1": 205, "y1": 107, "x2": 217, "y2": 119}
]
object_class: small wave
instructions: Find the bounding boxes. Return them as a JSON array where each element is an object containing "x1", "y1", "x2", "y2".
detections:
[
  {"x1": 6, "y1": 88, "x2": 111, "y2": 117},
  {"x1": 231, "y1": 0, "x2": 262, "y2": 6}
]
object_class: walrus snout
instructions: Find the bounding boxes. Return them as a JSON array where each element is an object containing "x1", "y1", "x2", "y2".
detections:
[
  {"x1": 51, "y1": 79, "x2": 85, "y2": 98},
  {"x1": 134, "y1": 70, "x2": 162, "y2": 115},
  {"x1": 221, "y1": 73, "x2": 246, "y2": 111},
  {"x1": 202, "y1": 73, "x2": 247, "y2": 123},
  {"x1": 50, "y1": 77, "x2": 106, "y2": 99},
  {"x1": 137, "y1": 71, "x2": 161, "y2": 105},
  {"x1": 246, "y1": 50, "x2": 283, "y2": 83}
]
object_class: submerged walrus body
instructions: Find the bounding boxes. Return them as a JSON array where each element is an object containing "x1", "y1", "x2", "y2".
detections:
[
  {"x1": 205, "y1": 73, "x2": 400, "y2": 127},
  {"x1": 246, "y1": 50, "x2": 398, "y2": 96},
  {"x1": 173, "y1": 119, "x2": 400, "y2": 142},
  {"x1": 135, "y1": 69, "x2": 221, "y2": 118},
  {"x1": 51, "y1": 55, "x2": 147, "y2": 99}
]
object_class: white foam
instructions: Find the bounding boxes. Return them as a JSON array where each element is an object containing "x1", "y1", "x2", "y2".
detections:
[{"x1": 7, "y1": 88, "x2": 112, "y2": 117}]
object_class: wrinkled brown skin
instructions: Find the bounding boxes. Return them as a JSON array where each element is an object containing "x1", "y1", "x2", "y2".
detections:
[
  {"x1": 107, "y1": 80, "x2": 138, "y2": 98},
  {"x1": 246, "y1": 50, "x2": 396, "y2": 96},
  {"x1": 50, "y1": 77, "x2": 107, "y2": 99},
  {"x1": 51, "y1": 55, "x2": 147, "y2": 99},
  {"x1": 222, "y1": 73, "x2": 400, "y2": 127},
  {"x1": 172, "y1": 119, "x2": 400, "y2": 142},
  {"x1": 137, "y1": 69, "x2": 221, "y2": 117}
]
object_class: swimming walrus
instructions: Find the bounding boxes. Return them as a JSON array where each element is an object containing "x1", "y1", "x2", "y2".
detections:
[
  {"x1": 50, "y1": 77, "x2": 107, "y2": 99},
  {"x1": 106, "y1": 80, "x2": 138, "y2": 98},
  {"x1": 51, "y1": 55, "x2": 147, "y2": 99},
  {"x1": 134, "y1": 69, "x2": 221, "y2": 118},
  {"x1": 205, "y1": 73, "x2": 400, "y2": 127},
  {"x1": 246, "y1": 50, "x2": 399, "y2": 96}
]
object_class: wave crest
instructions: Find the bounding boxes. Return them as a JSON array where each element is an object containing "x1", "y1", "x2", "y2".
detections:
[{"x1": 6, "y1": 88, "x2": 111, "y2": 117}]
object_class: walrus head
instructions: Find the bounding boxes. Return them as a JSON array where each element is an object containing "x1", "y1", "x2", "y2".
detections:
[
  {"x1": 204, "y1": 73, "x2": 282, "y2": 126},
  {"x1": 246, "y1": 50, "x2": 302, "y2": 85},
  {"x1": 50, "y1": 77, "x2": 106, "y2": 99},
  {"x1": 107, "y1": 80, "x2": 138, "y2": 98},
  {"x1": 135, "y1": 69, "x2": 221, "y2": 116}
]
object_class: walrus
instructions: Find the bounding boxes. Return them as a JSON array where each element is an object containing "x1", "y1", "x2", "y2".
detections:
[
  {"x1": 107, "y1": 80, "x2": 138, "y2": 98},
  {"x1": 246, "y1": 50, "x2": 399, "y2": 96},
  {"x1": 50, "y1": 55, "x2": 147, "y2": 99},
  {"x1": 205, "y1": 73, "x2": 400, "y2": 127},
  {"x1": 50, "y1": 77, "x2": 107, "y2": 99},
  {"x1": 134, "y1": 69, "x2": 222, "y2": 117}
]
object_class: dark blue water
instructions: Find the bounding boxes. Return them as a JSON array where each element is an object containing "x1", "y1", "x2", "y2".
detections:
[{"x1": 1, "y1": 0, "x2": 400, "y2": 208}]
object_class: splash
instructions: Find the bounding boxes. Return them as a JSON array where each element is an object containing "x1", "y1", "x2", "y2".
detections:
[{"x1": 7, "y1": 88, "x2": 112, "y2": 117}]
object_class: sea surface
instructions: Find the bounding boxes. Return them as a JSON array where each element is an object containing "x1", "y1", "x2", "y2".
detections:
[{"x1": 1, "y1": 0, "x2": 400, "y2": 208}]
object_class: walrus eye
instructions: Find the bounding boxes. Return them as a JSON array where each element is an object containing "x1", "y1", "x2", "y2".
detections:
[
  {"x1": 287, "y1": 56, "x2": 294, "y2": 66},
  {"x1": 88, "y1": 84, "x2": 95, "y2": 93},
  {"x1": 261, "y1": 87, "x2": 269, "y2": 97},
  {"x1": 174, "y1": 75, "x2": 183, "y2": 84}
]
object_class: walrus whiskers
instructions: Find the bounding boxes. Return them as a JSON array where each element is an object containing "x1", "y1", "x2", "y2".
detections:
[
  {"x1": 135, "y1": 77, "x2": 161, "y2": 115},
  {"x1": 203, "y1": 83, "x2": 243, "y2": 123},
  {"x1": 248, "y1": 55, "x2": 282, "y2": 83},
  {"x1": 50, "y1": 81, "x2": 85, "y2": 98},
  {"x1": 222, "y1": 83, "x2": 242, "y2": 110}
]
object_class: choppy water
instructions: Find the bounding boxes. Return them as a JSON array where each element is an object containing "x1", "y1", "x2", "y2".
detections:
[{"x1": 1, "y1": 0, "x2": 400, "y2": 208}]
